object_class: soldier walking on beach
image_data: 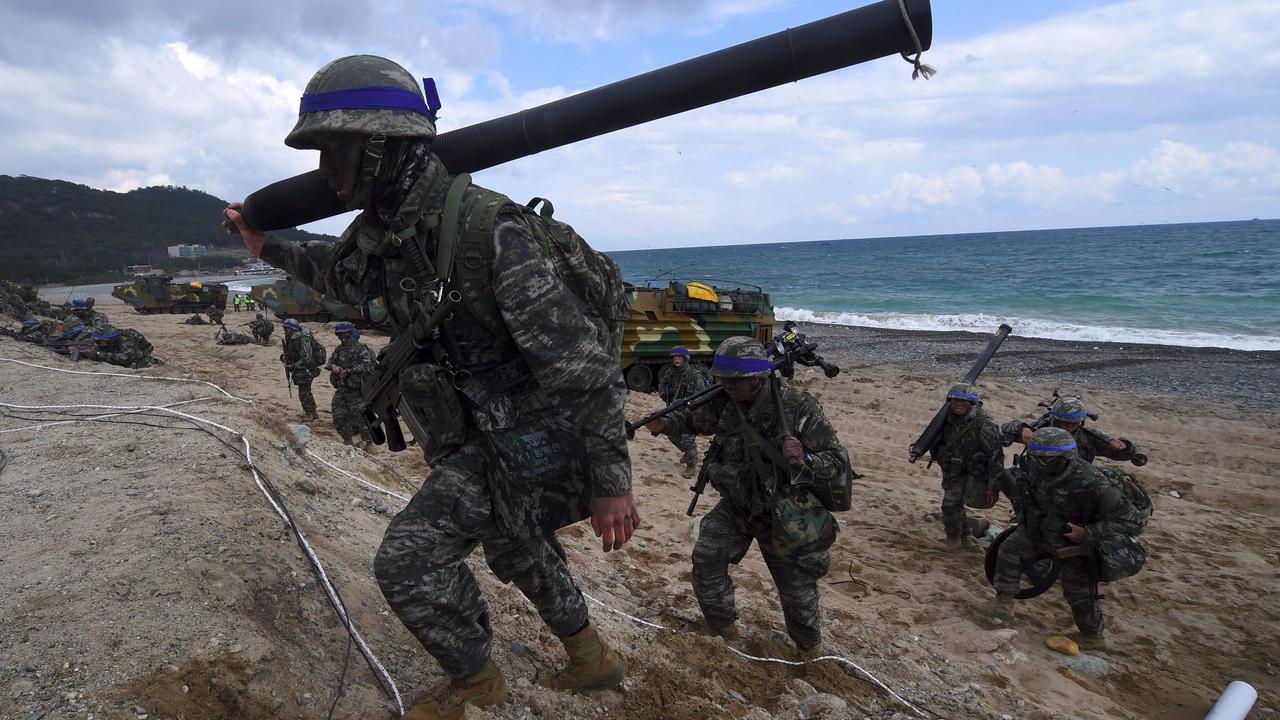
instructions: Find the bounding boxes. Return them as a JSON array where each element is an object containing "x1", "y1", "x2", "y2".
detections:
[
  {"x1": 280, "y1": 318, "x2": 322, "y2": 420},
  {"x1": 1001, "y1": 395, "x2": 1140, "y2": 465},
  {"x1": 207, "y1": 303, "x2": 225, "y2": 326},
  {"x1": 991, "y1": 427, "x2": 1143, "y2": 650},
  {"x1": 327, "y1": 322, "x2": 375, "y2": 448},
  {"x1": 223, "y1": 55, "x2": 639, "y2": 719},
  {"x1": 646, "y1": 337, "x2": 851, "y2": 657},
  {"x1": 928, "y1": 384, "x2": 1003, "y2": 550},
  {"x1": 248, "y1": 313, "x2": 274, "y2": 345},
  {"x1": 657, "y1": 345, "x2": 709, "y2": 478}
]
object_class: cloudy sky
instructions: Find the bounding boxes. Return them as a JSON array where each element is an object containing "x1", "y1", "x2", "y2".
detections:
[{"x1": 1, "y1": 0, "x2": 1276, "y2": 249}]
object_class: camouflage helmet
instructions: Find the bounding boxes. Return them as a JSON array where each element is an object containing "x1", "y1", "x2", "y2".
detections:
[
  {"x1": 285, "y1": 55, "x2": 437, "y2": 150},
  {"x1": 669, "y1": 345, "x2": 690, "y2": 358},
  {"x1": 1026, "y1": 427, "x2": 1077, "y2": 458},
  {"x1": 282, "y1": 318, "x2": 302, "y2": 331},
  {"x1": 1049, "y1": 396, "x2": 1088, "y2": 423},
  {"x1": 710, "y1": 336, "x2": 773, "y2": 378},
  {"x1": 92, "y1": 327, "x2": 121, "y2": 342},
  {"x1": 946, "y1": 383, "x2": 981, "y2": 402},
  {"x1": 255, "y1": 313, "x2": 264, "y2": 320}
]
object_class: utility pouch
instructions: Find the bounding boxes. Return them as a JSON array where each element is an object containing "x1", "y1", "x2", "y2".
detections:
[
  {"x1": 771, "y1": 487, "x2": 837, "y2": 561},
  {"x1": 964, "y1": 473, "x2": 1000, "y2": 509},
  {"x1": 399, "y1": 362, "x2": 467, "y2": 460},
  {"x1": 1095, "y1": 534, "x2": 1146, "y2": 581},
  {"x1": 481, "y1": 412, "x2": 591, "y2": 537}
]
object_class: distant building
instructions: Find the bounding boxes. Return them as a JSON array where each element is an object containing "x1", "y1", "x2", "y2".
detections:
[{"x1": 167, "y1": 244, "x2": 207, "y2": 258}]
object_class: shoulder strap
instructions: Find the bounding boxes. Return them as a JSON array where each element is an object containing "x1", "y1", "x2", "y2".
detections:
[{"x1": 452, "y1": 183, "x2": 511, "y2": 336}]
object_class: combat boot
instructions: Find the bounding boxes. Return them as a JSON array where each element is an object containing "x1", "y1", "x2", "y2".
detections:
[
  {"x1": 404, "y1": 658, "x2": 506, "y2": 720},
  {"x1": 305, "y1": 409, "x2": 319, "y2": 421},
  {"x1": 991, "y1": 592, "x2": 1016, "y2": 625},
  {"x1": 681, "y1": 464, "x2": 699, "y2": 479},
  {"x1": 943, "y1": 534, "x2": 962, "y2": 551},
  {"x1": 1074, "y1": 633, "x2": 1107, "y2": 652},
  {"x1": 958, "y1": 534, "x2": 977, "y2": 550},
  {"x1": 539, "y1": 622, "x2": 625, "y2": 692},
  {"x1": 341, "y1": 436, "x2": 353, "y2": 446},
  {"x1": 715, "y1": 623, "x2": 749, "y2": 653}
]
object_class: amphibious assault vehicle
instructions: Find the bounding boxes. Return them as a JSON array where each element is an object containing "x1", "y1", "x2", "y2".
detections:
[
  {"x1": 621, "y1": 280, "x2": 774, "y2": 392},
  {"x1": 249, "y1": 276, "x2": 388, "y2": 328},
  {"x1": 112, "y1": 274, "x2": 228, "y2": 314}
]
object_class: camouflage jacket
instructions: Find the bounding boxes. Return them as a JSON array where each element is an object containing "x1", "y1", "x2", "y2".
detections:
[
  {"x1": 657, "y1": 363, "x2": 709, "y2": 403},
  {"x1": 662, "y1": 381, "x2": 849, "y2": 518},
  {"x1": 208, "y1": 307, "x2": 225, "y2": 324},
  {"x1": 258, "y1": 151, "x2": 631, "y2": 498},
  {"x1": 282, "y1": 331, "x2": 321, "y2": 370},
  {"x1": 74, "y1": 310, "x2": 111, "y2": 330},
  {"x1": 1001, "y1": 417, "x2": 1136, "y2": 464},
  {"x1": 934, "y1": 406, "x2": 1004, "y2": 484},
  {"x1": 1019, "y1": 456, "x2": 1142, "y2": 551},
  {"x1": 248, "y1": 317, "x2": 274, "y2": 337},
  {"x1": 216, "y1": 330, "x2": 253, "y2": 345},
  {"x1": 329, "y1": 339, "x2": 375, "y2": 390},
  {"x1": 94, "y1": 332, "x2": 153, "y2": 368}
]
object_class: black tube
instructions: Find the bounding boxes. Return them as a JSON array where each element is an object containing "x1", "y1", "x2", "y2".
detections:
[
  {"x1": 908, "y1": 324, "x2": 1013, "y2": 463},
  {"x1": 240, "y1": 0, "x2": 931, "y2": 231}
]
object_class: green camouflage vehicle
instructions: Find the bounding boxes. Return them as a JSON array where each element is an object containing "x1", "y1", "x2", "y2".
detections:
[
  {"x1": 621, "y1": 280, "x2": 775, "y2": 391},
  {"x1": 111, "y1": 274, "x2": 229, "y2": 314},
  {"x1": 249, "y1": 276, "x2": 388, "y2": 328}
]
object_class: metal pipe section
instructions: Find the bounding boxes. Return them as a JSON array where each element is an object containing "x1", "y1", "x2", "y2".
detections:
[
  {"x1": 1203, "y1": 681, "x2": 1257, "y2": 720},
  {"x1": 239, "y1": 0, "x2": 932, "y2": 231}
]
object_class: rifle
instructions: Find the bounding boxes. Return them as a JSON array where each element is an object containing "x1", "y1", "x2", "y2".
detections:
[
  {"x1": 626, "y1": 384, "x2": 726, "y2": 440},
  {"x1": 687, "y1": 440, "x2": 720, "y2": 516},
  {"x1": 772, "y1": 321, "x2": 840, "y2": 378},
  {"x1": 43, "y1": 338, "x2": 97, "y2": 361},
  {"x1": 361, "y1": 296, "x2": 457, "y2": 452},
  {"x1": 281, "y1": 336, "x2": 292, "y2": 398},
  {"x1": 909, "y1": 324, "x2": 1013, "y2": 464}
]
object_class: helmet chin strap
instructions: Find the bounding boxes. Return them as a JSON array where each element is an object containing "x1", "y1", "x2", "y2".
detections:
[{"x1": 345, "y1": 133, "x2": 387, "y2": 211}]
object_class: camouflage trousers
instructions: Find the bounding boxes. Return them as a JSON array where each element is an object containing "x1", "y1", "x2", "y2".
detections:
[
  {"x1": 692, "y1": 499, "x2": 831, "y2": 650},
  {"x1": 667, "y1": 433, "x2": 698, "y2": 468},
  {"x1": 290, "y1": 369, "x2": 317, "y2": 415},
  {"x1": 993, "y1": 526, "x2": 1104, "y2": 636},
  {"x1": 373, "y1": 442, "x2": 590, "y2": 678},
  {"x1": 940, "y1": 473, "x2": 968, "y2": 538},
  {"x1": 331, "y1": 388, "x2": 371, "y2": 442}
]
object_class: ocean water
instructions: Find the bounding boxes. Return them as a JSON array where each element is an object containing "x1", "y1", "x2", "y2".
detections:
[{"x1": 609, "y1": 220, "x2": 1280, "y2": 351}]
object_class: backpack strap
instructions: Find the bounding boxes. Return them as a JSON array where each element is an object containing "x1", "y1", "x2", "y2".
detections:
[{"x1": 450, "y1": 185, "x2": 511, "y2": 336}]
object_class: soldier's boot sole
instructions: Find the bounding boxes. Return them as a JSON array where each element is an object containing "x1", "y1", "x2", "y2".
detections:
[
  {"x1": 539, "y1": 622, "x2": 625, "y2": 692},
  {"x1": 404, "y1": 659, "x2": 507, "y2": 720}
]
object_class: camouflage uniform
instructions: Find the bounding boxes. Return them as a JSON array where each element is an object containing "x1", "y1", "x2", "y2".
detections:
[
  {"x1": 328, "y1": 333, "x2": 375, "y2": 443},
  {"x1": 184, "y1": 314, "x2": 210, "y2": 325},
  {"x1": 216, "y1": 329, "x2": 253, "y2": 345},
  {"x1": 207, "y1": 305, "x2": 225, "y2": 325},
  {"x1": 660, "y1": 351, "x2": 849, "y2": 650},
  {"x1": 656, "y1": 355, "x2": 708, "y2": 470},
  {"x1": 933, "y1": 385, "x2": 1003, "y2": 541},
  {"x1": 72, "y1": 308, "x2": 110, "y2": 330},
  {"x1": 1000, "y1": 396, "x2": 1139, "y2": 465},
  {"x1": 993, "y1": 429, "x2": 1142, "y2": 639},
  {"x1": 91, "y1": 328, "x2": 154, "y2": 368},
  {"x1": 256, "y1": 150, "x2": 630, "y2": 680},
  {"x1": 282, "y1": 328, "x2": 322, "y2": 417},
  {"x1": 248, "y1": 315, "x2": 275, "y2": 344}
]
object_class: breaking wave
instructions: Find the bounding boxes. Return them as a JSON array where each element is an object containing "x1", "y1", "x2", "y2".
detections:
[{"x1": 774, "y1": 307, "x2": 1280, "y2": 352}]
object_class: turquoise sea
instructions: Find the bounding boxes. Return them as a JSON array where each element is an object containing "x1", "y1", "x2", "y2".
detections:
[{"x1": 609, "y1": 219, "x2": 1280, "y2": 351}]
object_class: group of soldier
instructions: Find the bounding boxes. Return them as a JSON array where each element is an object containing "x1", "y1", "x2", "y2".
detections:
[
  {"x1": 0, "y1": 285, "x2": 157, "y2": 369},
  {"x1": 207, "y1": 53, "x2": 1155, "y2": 719}
]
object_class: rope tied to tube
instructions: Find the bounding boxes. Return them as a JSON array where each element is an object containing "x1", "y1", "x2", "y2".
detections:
[{"x1": 897, "y1": 0, "x2": 936, "y2": 80}]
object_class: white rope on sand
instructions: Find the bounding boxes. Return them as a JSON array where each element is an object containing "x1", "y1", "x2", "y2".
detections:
[
  {"x1": 582, "y1": 590, "x2": 929, "y2": 718},
  {"x1": 0, "y1": 397, "x2": 215, "y2": 434},
  {"x1": 0, "y1": 385, "x2": 403, "y2": 715},
  {"x1": 0, "y1": 356, "x2": 250, "y2": 402},
  {"x1": 306, "y1": 449, "x2": 412, "y2": 502}
]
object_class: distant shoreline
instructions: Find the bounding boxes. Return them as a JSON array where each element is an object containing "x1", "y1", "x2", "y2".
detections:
[{"x1": 795, "y1": 322, "x2": 1280, "y2": 410}]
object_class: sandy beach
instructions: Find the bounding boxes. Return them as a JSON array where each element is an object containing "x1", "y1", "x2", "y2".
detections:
[{"x1": 1, "y1": 294, "x2": 1276, "y2": 719}]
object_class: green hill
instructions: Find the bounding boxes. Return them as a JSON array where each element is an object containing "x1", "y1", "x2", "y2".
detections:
[{"x1": 0, "y1": 175, "x2": 338, "y2": 284}]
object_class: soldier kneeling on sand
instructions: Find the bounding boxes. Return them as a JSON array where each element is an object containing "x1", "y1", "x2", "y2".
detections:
[
  {"x1": 646, "y1": 336, "x2": 852, "y2": 658},
  {"x1": 248, "y1": 313, "x2": 275, "y2": 345},
  {"x1": 990, "y1": 427, "x2": 1144, "y2": 651}
]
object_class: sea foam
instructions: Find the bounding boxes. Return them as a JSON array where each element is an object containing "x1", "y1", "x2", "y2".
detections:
[{"x1": 775, "y1": 307, "x2": 1280, "y2": 352}]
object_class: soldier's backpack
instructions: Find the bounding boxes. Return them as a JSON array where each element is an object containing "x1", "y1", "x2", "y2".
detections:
[
  {"x1": 122, "y1": 328, "x2": 152, "y2": 355},
  {"x1": 307, "y1": 333, "x2": 327, "y2": 366},
  {"x1": 1099, "y1": 466, "x2": 1153, "y2": 536},
  {"x1": 396, "y1": 173, "x2": 627, "y2": 362}
]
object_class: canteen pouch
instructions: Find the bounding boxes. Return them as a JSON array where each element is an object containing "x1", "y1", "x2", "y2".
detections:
[
  {"x1": 399, "y1": 362, "x2": 468, "y2": 461},
  {"x1": 771, "y1": 488, "x2": 838, "y2": 561}
]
